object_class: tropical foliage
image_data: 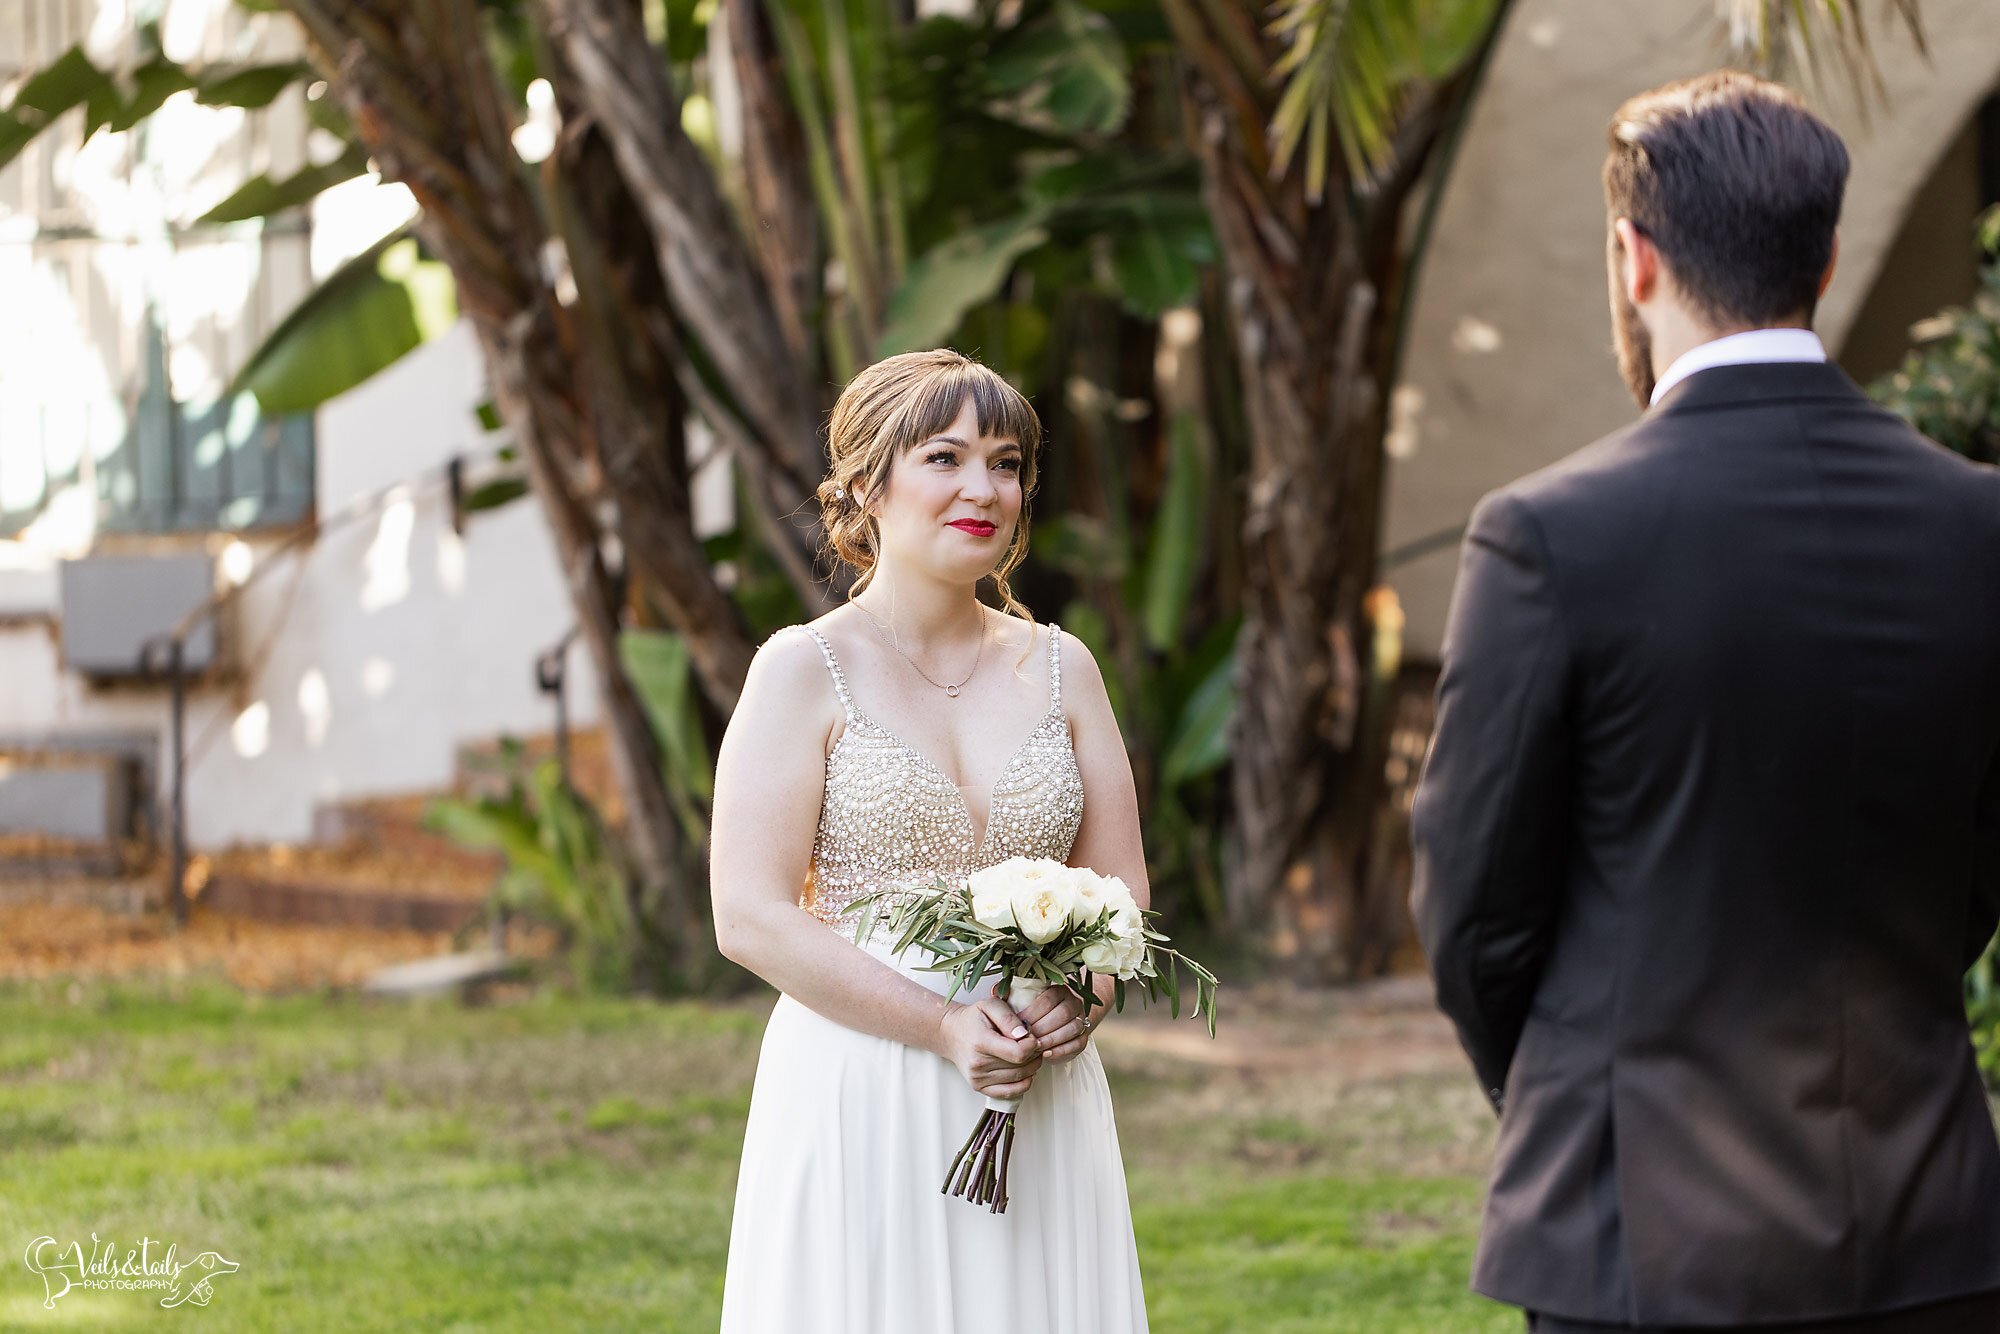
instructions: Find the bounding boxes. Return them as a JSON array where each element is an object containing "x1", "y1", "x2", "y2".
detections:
[
  {"x1": 1968, "y1": 934, "x2": 2000, "y2": 1091},
  {"x1": 425, "y1": 740, "x2": 641, "y2": 991},
  {"x1": 1870, "y1": 205, "x2": 2000, "y2": 465},
  {"x1": 0, "y1": 0, "x2": 1919, "y2": 990}
]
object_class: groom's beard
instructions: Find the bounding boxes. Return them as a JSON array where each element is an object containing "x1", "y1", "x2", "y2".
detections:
[{"x1": 1611, "y1": 279, "x2": 1656, "y2": 409}]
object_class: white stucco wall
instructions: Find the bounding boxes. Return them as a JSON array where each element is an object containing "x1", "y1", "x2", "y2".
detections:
[
  {"x1": 1382, "y1": 0, "x2": 2000, "y2": 658},
  {"x1": 0, "y1": 320, "x2": 598, "y2": 848}
]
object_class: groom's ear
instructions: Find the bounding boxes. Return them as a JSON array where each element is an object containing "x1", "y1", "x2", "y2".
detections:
[
  {"x1": 1817, "y1": 231, "x2": 1840, "y2": 300},
  {"x1": 1613, "y1": 217, "x2": 1659, "y2": 306}
]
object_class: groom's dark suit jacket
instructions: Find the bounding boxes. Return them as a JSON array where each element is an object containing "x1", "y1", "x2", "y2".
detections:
[{"x1": 1410, "y1": 361, "x2": 2000, "y2": 1328}]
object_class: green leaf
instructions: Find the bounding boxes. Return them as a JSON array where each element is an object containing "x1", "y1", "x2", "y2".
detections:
[
  {"x1": 1033, "y1": 513, "x2": 1129, "y2": 581},
  {"x1": 666, "y1": 0, "x2": 715, "y2": 68},
  {"x1": 228, "y1": 229, "x2": 458, "y2": 414},
  {"x1": 877, "y1": 211, "x2": 1050, "y2": 357},
  {"x1": 618, "y1": 630, "x2": 716, "y2": 802},
  {"x1": 1107, "y1": 226, "x2": 1195, "y2": 320},
  {"x1": 1058, "y1": 597, "x2": 1126, "y2": 726},
  {"x1": 198, "y1": 144, "x2": 370, "y2": 224},
  {"x1": 0, "y1": 46, "x2": 117, "y2": 169},
  {"x1": 1142, "y1": 412, "x2": 1211, "y2": 651},
  {"x1": 197, "y1": 61, "x2": 312, "y2": 109},
  {"x1": 461, "y1": 478, "x2": 530, "y2": 514},
  {"x1": 1160, "y1": 645, "x2": 1236, "y2": 787},
  {"x1": 1266, "y1": 0, "x2": 1499, "y2": 191},
  {"x1": 985, "y1": 0, "x2": 1131, "y2": 136},
  {"x1": 424, "y1": 796, "x2": 557, "y2": 881},
  {"x1": 305, "y1": 90, "x2": 353, "y2": 140},
  {"x1": 108, "y1": 54, "x2": 197, "y2": 132},
  {"x1": 5, "y1": 45, "x2": 116, "y2": 118},
  {"x1": 475, "y1": 400, "x2": 505, "y2": 432}
]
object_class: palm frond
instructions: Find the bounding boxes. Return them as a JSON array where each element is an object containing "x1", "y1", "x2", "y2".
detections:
[
  {"x1": 1265, "y1": 0, "x2": 1497, "y2": 200},
  {"x1": 1717, "y1": 0, "x2": 1927, "y2": 109}
]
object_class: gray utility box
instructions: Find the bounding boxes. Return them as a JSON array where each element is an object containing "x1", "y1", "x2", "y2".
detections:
[
  {"x1": 59, "y1": 552, "x2": 218, "y2": 677},
  {"x1": 0, "y1": 749, "x2": 136, "y2": 842}
]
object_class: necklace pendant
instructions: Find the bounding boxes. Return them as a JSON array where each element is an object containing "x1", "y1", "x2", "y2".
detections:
[{"x1": 945, "y1": 683, "x2": 959, "y2": 698}]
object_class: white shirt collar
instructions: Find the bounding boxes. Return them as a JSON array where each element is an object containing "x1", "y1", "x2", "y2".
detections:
[{"x1": 1649, "y1": 327, "x2": 1828, "y2": 406}]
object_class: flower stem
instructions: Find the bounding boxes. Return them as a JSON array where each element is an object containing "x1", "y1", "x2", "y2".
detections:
[{"x1": 942, "y1": 1108, "x2": 1018, "y2": 1213}]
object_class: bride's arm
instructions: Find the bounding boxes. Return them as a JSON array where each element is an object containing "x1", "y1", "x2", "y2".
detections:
[
  {"x1": 1026, "y1": 626, "x2": 1151, "y2": 1062},
  {"x1": 710, "y1": 631, "x2": 1044, "y2": 1093}
]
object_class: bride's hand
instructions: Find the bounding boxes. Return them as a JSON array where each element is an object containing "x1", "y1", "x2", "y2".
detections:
[
  {"x1": 938, "y1": 999, "x2": 1045, "y2": 1099},
  {"x1": 1016, "y1": 984, "x2": 1093, "y2": 1065}
]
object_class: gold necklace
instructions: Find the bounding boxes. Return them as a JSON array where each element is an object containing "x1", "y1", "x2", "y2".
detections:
[{"x1": 858, "y1": 602, "x2": 986, "y2": 697}]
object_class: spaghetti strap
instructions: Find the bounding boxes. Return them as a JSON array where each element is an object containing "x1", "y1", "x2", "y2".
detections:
[
  {"x1": 1046, "y1": 621, "x2": 1062, "y2": 710},
  {"x1": 795, "y1": 625, "x2": 856, "y2": 720}
]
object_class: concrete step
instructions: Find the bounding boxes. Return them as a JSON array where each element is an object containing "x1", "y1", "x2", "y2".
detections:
[
  {"x1": 361, "y1": 947, "x2": 518, "y2": 998},
  {"x1": 199, "y1": 874, "x2": 488, "y2": 933},
  {"x1": 308, "y1": 793, "x2": 502, "y2": 875}
]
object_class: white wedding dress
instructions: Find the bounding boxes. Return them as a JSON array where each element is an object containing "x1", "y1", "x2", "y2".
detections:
[{"x1": 718, "y1": 622, "x2": 1149, "y2": 1334}]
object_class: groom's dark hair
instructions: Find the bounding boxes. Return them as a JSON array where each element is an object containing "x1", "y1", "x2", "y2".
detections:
[{"x1": 1604, "y1": 71, "x2": 1849, "y2": 327}]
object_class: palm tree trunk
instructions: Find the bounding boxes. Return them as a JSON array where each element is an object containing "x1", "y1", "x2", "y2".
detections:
[
  {"x1": 287, "y1": 0, "x2": 719, "y2": 987},
  {"x1": 1166, "y1": 0, "x2": 1501, "y2": 979}
]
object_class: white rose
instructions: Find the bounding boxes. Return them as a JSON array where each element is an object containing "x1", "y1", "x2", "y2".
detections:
[
  {"x1": 1107, "y1": 901, "x2": 1147, "y2": 978},
  {"x1": 1109, "y1": 900, "x2": 1143, "y2": 940},
  {"x1": 1079, "y1": 936, "x2": 1123, "y2": 974},
  {"x1": 966, "y1": 859, "x2": 1031, "y2": 930},
  {"x1": 970, "y1": 884, "x2": 1015, "y2": 931},
  {"x1": 1010, "y1": 864, "x2": 1078, "y2": 944},
  {"x1": 1099, "y1": 875, "x2": 1138, "y2": 913},
  {"x1": 1067, "y1": 867, "x2": 1113, "y2": 927},
  {"x1": 1113, "y1": 928, "x2": 1148, "y2": 979}
]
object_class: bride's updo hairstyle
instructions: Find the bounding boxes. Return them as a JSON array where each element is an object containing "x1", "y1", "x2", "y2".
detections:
[{"x1": 818, "y1": 349, "x2": 1043, "y2": 622}]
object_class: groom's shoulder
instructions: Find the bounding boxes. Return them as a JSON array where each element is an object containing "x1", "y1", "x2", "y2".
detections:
[{"x1": 1475, "y1": 420, "x2": 1656, "y2": 541}]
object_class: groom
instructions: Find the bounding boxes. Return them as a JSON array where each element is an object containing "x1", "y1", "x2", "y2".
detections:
[{"x1": 1410, "y1": 72, "x2": 2000, "y2": 1334}]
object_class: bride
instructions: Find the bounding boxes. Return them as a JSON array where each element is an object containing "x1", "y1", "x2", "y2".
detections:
[{"x1": 708, "y1": 348, "x2": 1151, "y2": 1333}]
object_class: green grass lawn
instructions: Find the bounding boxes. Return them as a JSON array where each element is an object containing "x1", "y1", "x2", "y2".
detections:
[{"x1": 0, "y1": 975, "x2": 1514, "y2": 1332}]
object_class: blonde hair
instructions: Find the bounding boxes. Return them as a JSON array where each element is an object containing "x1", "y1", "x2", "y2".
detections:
[{"x1": 816, "y1": 349, "x2": 1043, "y2": 623}]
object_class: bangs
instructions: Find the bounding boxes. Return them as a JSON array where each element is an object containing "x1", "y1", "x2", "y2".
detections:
[{"x1": 889, "y1": 361, "x2": 1042, "y2": 459}]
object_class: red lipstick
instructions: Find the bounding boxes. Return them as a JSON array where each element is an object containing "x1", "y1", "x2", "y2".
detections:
[{"x1": 948, "y1": 520, "x2": 997, "y2": 536}]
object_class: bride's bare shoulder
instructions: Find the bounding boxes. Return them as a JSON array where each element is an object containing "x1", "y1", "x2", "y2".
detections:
[
  {"x1": 987, "y1": 608, "x2": 1094, "y2": 664},
  {"x1": 743, "y1": 623, "x2": 840, "y2": 708},
  {"x1": 983, "y1": 607, "x2": 1048, "y2": 653}
]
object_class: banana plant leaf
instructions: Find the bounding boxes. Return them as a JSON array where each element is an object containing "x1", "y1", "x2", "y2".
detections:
[
  {"x1": 104, "y1": 52, "x2": 197, "y2": 133},
  {"x1": 1142, "y1": 412, "x2": 1212, "y2": 651},
  {"x1": 1160, "y1": 645, "x2": 1235, "y2": 787},
  {"x1": 619, "y1": 629, "x2": 717, "y2": 805},
  {"x1": 197, "y1": 60, "x2": 314, "y2": 109},
  {"x1": 876, "y1": 211, "x2": 1051, "y2": 357},
  {"x1": 198, "y1": 143, "x2": 371, "y2": 224},
  {"x1": 2, "y1": 39, "x2": 317, "y2": 170},
  {"x1": 983, "y1": 0, "x2": 1131, "y2": 137},
  {"x1": 662, "y1": 0, "x2": 713, "y2": 65},
  {"x1": 226, "y1": 227, "x2": 458, "y2": 414},
  {"x1": 1118, "y1": 197, "x2": 1215, "y2": 315},
  {"x1": 0, "y1": 46, "x2": 115, "y2": 168}
]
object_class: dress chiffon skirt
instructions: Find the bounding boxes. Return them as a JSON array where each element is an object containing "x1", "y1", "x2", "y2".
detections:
[{"x1": 718, "y1": 930, "x2": 1150, "y2": 1333}]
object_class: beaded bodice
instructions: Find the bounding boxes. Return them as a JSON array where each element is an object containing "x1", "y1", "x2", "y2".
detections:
[{"x1": 794, "y1": 620, "x2": 1085, "y2": 932}]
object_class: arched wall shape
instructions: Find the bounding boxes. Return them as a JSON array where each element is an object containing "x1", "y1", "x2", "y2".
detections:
[{"x1": 1383, "y1": 0, "x2": 2000, "y2": 660}]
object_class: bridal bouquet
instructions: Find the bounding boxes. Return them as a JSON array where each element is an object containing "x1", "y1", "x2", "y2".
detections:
[{"x1": 845, "y1": 856, "x2": 1219, "y2": 1213}]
